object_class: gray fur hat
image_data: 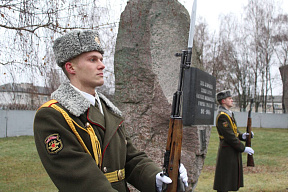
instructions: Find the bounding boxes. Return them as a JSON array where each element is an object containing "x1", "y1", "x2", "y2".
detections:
[
  {"x1": 53, "y1": 30, "x2": 104, "y2": 67},
  {"x1": 216, "y1": 90, "x2": 232, "y2": 101}
]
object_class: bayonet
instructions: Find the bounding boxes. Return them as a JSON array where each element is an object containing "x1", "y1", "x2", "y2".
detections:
[{"x1": 188, "y1": 0, "x2": 197, "y2": 49}]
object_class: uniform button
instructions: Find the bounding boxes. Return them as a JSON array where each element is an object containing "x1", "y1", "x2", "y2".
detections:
[
  {"x1": 103, "y1": 167, "x2": 107, "y2": 173},
  {"x1": 85, "y1": 122, "x2": 90, "y2": 128}
]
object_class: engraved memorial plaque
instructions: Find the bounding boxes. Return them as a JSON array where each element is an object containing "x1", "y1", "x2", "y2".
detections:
[{"x1": 182, "y1": 67, "x2": 216, "y2": 125}]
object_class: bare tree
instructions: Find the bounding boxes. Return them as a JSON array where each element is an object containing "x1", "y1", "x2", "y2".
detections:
[
  {"x1": 212, "y1": 13, "x2": 252, "y2": 110},
  {"x1": 193, "y1": 0, "x2": 286, "y2": 112},
  {"x1": 195, "y1": 21, "x2": 227, "y2": 93},
  {"x1": 243, "y1": 0, "x2": 285, "y2": 112},
  {"x1": 0, "y1": 0, "x2": 121, "y2": 109},
  {"x1": 194, "y1": 17, "x2": 209, "y2": 70}
]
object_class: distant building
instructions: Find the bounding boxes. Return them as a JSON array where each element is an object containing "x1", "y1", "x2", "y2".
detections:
[
  {"x1": 261, "y1": 95, "x2": 283, "y2": 113},
  {"x1": 231, "y1": 95, "x2": 283, "y2": 114},
  {"x1": 0, "y1": 83, "x2": 51, "y2": 110}
]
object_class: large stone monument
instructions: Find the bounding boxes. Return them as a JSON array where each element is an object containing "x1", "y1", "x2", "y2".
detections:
[
  {"x1": 280, "y1": 65, "x2": 288, "y2": 113},
  {"x1": 114, "y1": 0, "x2": 212, "y2": 191}
]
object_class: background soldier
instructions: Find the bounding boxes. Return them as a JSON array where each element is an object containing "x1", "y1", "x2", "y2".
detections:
[{"x1": 213, "y1": 90, "x2": 254, "y2": 192}]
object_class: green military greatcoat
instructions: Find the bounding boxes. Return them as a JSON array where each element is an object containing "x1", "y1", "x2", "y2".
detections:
[
  {"x1": 34, "y1": 83, "x2": 161, "y2": 192},
  {"x1": 213, "y1": 106, "x2": 246, "y2": 191}
]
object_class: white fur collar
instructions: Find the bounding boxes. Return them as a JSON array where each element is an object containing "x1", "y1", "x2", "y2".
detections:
[
  {"x1": 51, "y1": 83, "x2": 122, "y2": 117},
  {"x1": 218, "y1": 105, "x2": 233, "y2": 118}
]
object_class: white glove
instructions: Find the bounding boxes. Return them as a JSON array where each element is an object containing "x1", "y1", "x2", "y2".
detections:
[
  {"x1": 179, "y1": 163, "x2": 189, "y2": 187},
  {"x1": 156, "y1": 163, "x2": 189, "y2": 192},
  {"x1": 242, "y1": 131, "x2": 254, "y2": 140},
  {"x1": 156, "y1": 172, "x2": 172, "y2": 192},
  {"x1": 244, "y1": 147, "x2": 254, "y2": 155}
]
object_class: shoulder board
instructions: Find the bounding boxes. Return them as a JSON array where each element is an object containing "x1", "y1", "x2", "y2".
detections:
[
  {"x1": 216, "y1": 112, "x2": 229, "y2": 126},
  {"x1": 38, "y1": 99, "x2": 58, "y2": 111},
  {"x1": 216, "y1": 111, "x2": 226, "y2": 120},
  {"x1": 218, "y1": 111, "x2": 232, "y2": 121}
]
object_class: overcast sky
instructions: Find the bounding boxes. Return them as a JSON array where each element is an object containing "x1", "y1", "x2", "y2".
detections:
[{"x1": 180, "y1": 0, "x2": 287, "y2": 33}]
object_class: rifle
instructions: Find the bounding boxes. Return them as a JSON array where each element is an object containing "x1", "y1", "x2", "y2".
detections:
[
  {"x1": 245, "y1": 98, "x2": 255, "y2": 167},
  {"x1": 161, "y1": 1, "x2": 197, "y2": 191}
]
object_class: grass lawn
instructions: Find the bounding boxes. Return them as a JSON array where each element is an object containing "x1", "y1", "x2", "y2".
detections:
[
  {"x1": 0, "y1": 136, "x2": 57, "y2": 192},
  {"x1": 195, "y1": 127, "x2": 288, "y2": 192},
  {"x1": 0, "y1": 127, "x2": 287, "y2": 191}
]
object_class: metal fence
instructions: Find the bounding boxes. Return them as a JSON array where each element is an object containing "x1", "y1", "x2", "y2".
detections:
[
  {"x1": 0, "y1": 110, "x2": 36, "y2": 138},
  {"x1": 229, "y1": 111, "x2": 288, "y2": 129},
  {"x1": 0, "y1": 110, "x2": 287, "y2": 138}
]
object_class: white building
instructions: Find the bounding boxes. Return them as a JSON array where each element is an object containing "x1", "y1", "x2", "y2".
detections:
[{"x1": 0, "y1": 83, "x2": 51, "y2": 110}]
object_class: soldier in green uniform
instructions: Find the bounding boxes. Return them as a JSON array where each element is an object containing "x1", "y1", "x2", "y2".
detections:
[
  {"x1": 33, "y1": 30, "x2": 188, "y2": 192},
  {"x1": 213, "y1": 90, "x2": 254, "y2": 192}
]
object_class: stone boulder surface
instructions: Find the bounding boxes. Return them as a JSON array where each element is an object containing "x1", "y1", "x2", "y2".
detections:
[{"x1": 114, "y1": 0, "x2": 211, "y2": 190}]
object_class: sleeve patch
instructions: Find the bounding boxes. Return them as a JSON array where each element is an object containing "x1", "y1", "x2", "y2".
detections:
[
  {"x1": 45, "y1": 133, "x2": 63, "y2": 155},
  {"x1": 222, "y1": 122, "x2": 229, "y2": 128}
]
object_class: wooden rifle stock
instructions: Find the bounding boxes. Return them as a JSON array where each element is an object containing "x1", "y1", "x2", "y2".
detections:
[
  {"x1": 163, "y1": 118, "x2": 184, "y2": 192},
  {"x1": 245, "y1": 99, "x2": 255, "y2": 167}
]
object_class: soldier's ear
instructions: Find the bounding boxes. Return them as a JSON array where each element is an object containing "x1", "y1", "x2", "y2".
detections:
[{"x1": 64, "y1": 62, "x2": 76, "y2": 75}]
